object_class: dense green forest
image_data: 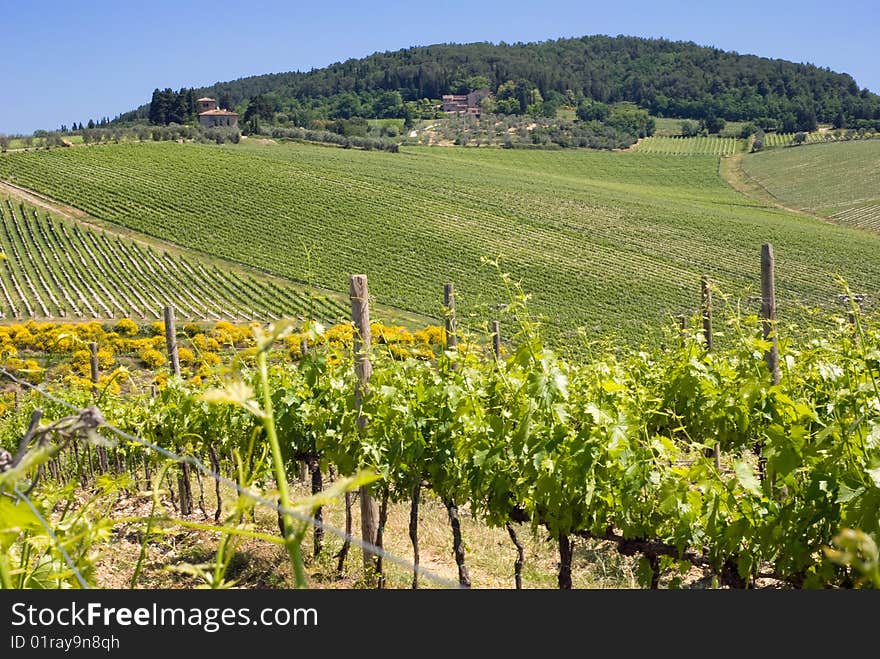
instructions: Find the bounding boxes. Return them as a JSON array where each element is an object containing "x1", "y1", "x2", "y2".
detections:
[{"x1": 119, "y1": 35, "x2": 880, "y2": 133}]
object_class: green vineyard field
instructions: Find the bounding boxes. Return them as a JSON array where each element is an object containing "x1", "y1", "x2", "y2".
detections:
[
  {"x1": 742, "y1": 140, "x2": 880, "y2": 225},
  {"x1": 0, "y1": 199, "x2": 350, "y2": 322},
  {"x1": 2, "y1": 141, "x2": 880, "y2": 341},
  {"x1": 631, "y1": 136, "x2": 744, "y2": 155}
]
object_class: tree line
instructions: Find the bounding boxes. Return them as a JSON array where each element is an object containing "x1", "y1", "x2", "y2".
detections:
[{"x1": 119, "y1": 35, "x2": 880, "y2": 132}]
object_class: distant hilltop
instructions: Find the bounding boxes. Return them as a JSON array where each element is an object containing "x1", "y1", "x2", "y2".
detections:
[{"x1": 115, "y1": 35, "x2": 880, "y2": 133}]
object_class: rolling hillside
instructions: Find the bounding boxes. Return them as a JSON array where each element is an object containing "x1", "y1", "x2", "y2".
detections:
[
  {"x1": 741, "y1": 140, "x2": 880, "y2": 231},
  {"x1": 1, "y1": 140, "x2": 878, "y2": 341}
]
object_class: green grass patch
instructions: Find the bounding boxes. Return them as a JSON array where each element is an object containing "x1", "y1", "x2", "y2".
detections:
[{"x1": 651, "y1": 117, "x2": 687, "y2": 137}]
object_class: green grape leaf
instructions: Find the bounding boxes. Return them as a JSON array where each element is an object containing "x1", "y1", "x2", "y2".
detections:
[{"x1": 734, "y1": 460, "x2": 762, "y2": 497}]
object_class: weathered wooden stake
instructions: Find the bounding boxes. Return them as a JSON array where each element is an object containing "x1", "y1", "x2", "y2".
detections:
[
  {"x1": 443, "y1": 282, "x2": 457, "y2": 349},
  {"x1": 89, "y1": 342, "x2": 100, "y2": 394},
  {"x1": 350, "y1": 274, "x2": 379, "y2": 575},
  {"x1": 163, "y1": 305, "x2": 181, "y2": 377},
  {"x1": 758, "y1": 243, "x2": 780, "y2": 483},
  {"x1": 309, "y1": 457, "x2": 323, "y2": 557},
  {"x1": 410, "y1": 482, "x2": 421, "y2": 589},
  {"x1": 700, "y1": 278, "x2": 721, "y2": 470},
  {"x1": 208, "y1": 445, "x2": 222, "y2": 523},
  {"x1": 164, "y1": 305, "x2": 190, "y2": 513},
  {"x1": 761, "y1": 244, "x2": 780, "y2": 385},
  {"x1": 492, "y1": 320, "x2": 502, "y2": 360},
  {"x1": 701, "y1": 276, "x2": 713, "y2": 351},
  {"x1": 443, "y1": 282, "x2": 470, "y2": 587}
]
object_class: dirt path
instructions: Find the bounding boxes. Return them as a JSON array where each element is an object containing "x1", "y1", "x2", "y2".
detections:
[{"x1": 0, "y1": 179, "x2": 91, "y2": 221}]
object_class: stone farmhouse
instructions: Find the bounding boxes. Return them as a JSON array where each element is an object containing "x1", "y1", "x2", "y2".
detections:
[
  {"x1": 441, "y1": 89, "x2": 492, "y2": 117},
  {"x1": 197, "y1": 97, "x2": 239, "y2": 128}
]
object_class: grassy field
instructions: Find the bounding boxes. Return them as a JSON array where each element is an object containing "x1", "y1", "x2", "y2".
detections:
[
  {"x1": 650, "y1": 117, "x2": 687, "y2": 137},
  {"x1": 4, "y1": 135, "x2": 84, "y2": 150},
  {"x1": 741, "y1": 140, "x2": 880, "y2": 231},
  {"x1": 650, "y1": 117, "x2": 747, "y2": 138},
  {"x1": 1, "y1": 140, "x2": 880, "y2": 343}
]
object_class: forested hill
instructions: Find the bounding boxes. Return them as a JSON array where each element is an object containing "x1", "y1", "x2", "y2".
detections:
[{"x1": 120, "y1": 35, "x2": 880, "y2": 129}]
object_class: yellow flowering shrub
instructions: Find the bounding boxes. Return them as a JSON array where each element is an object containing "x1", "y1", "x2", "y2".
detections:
[
  {"x1": 0, "y1": 342, "x2": 17, "y2": 360},
  {"x1": 199, "y1": 352, "x2": 221, "y2": 366},
  {"x1": 413, "y1": 325, "x2": 445, "y2": 345},
  {"x1": 177, "y1": 347, "x2": 195, "y2": 366},
  {"x1": 109, "y1": 337, "x2": 134, "y2": 353},
  {"x1": 192, "y1": 333, "x2": 221, "y2": 352},
  {"x1": 8, "y1": 325, "x2": 35, "y2": 348},
  {"x1": 210, "y1": 321, "x2": 252, "y2": 346},
  {"x1": 372, "y1": 323, "x2": 414, "y2": 345},
  {"x1": 74, "y1": 322, "x2": 106, "y2": 342},
  {"x1": 113, "y1": 318, "x2": 139, "y2": 337},
  {"x1": 70, "y1": 349, "x2": 91, "y2": 377},
  {"x1": 96, "y1": 374, "x2": 122, "y2": 395},
  {"x1": 139, "y1": 348, "x2": 167, "y2": 369},
  {"x1": 4, "y1": 358, "x2": 43, "y2": 384},
  {"x1": 148, "y1": 321, "x2": 165, "y2": 336},
  {"x1": 97, "y1": 348, "x2": 114, "y2": 370},
  {"x1": 323, "y1": 322, "x2": 354, "y2": 345}
]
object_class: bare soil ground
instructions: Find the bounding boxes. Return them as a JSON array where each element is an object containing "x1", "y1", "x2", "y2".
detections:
[
  {"x1": 89, "y1": 475, "x2": 644, "y2": 590},
  {"x1": 83, "y1": 470, "x2": 778, "y2": 590}
]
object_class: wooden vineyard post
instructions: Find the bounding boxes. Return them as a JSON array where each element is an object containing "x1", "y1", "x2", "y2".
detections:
[
  {"x1": 163, "y1": 305, "x2": 181, "y2": 378},
  {"x1": 444, "y1": 283, "x2": 458, "y2": 350},
  {"x1": 298, "y1": 334, "x2": 310, "y2": 504},
  {"x1": 89, "y1": 341, "x2": 108, "y2": 473},
  {"x1": 700, "y1": 277, "x2": 721, "y2": 470},
  {"x1": 89, "y1": 342, "x2": 100, "y2": 395},
  {"x1": 443, "y1": 282, "x2": 471, "y2": 587},
  {"x1": 496, "y1": 319, "x2": 526, "y2": 589},
  {"x1": 761, "y1": 245, "x2": 780, "y2": 385},
  {"x1": 677, "y1": 314, "x2": 688, "y2": 345},
  {"x1": 164, "y1": 304, "x2": 190, "y2": 513},
  {"x1": 297, "y1": 332, "x2": 310, "y2": 485},
  {"x1": 758, "y1": 243, "x2": 780, "y2": 483},
  {"x1": 701, "y1": 276, "x2": 713, "y2": 351},
  {"x1": 350, "y1": 275, "x2": 379, "y2": 575}
]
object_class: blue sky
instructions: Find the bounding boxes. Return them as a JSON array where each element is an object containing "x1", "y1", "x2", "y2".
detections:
[{"x1": 1, "y1": 0, "x2": 876, "y2": 135}]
